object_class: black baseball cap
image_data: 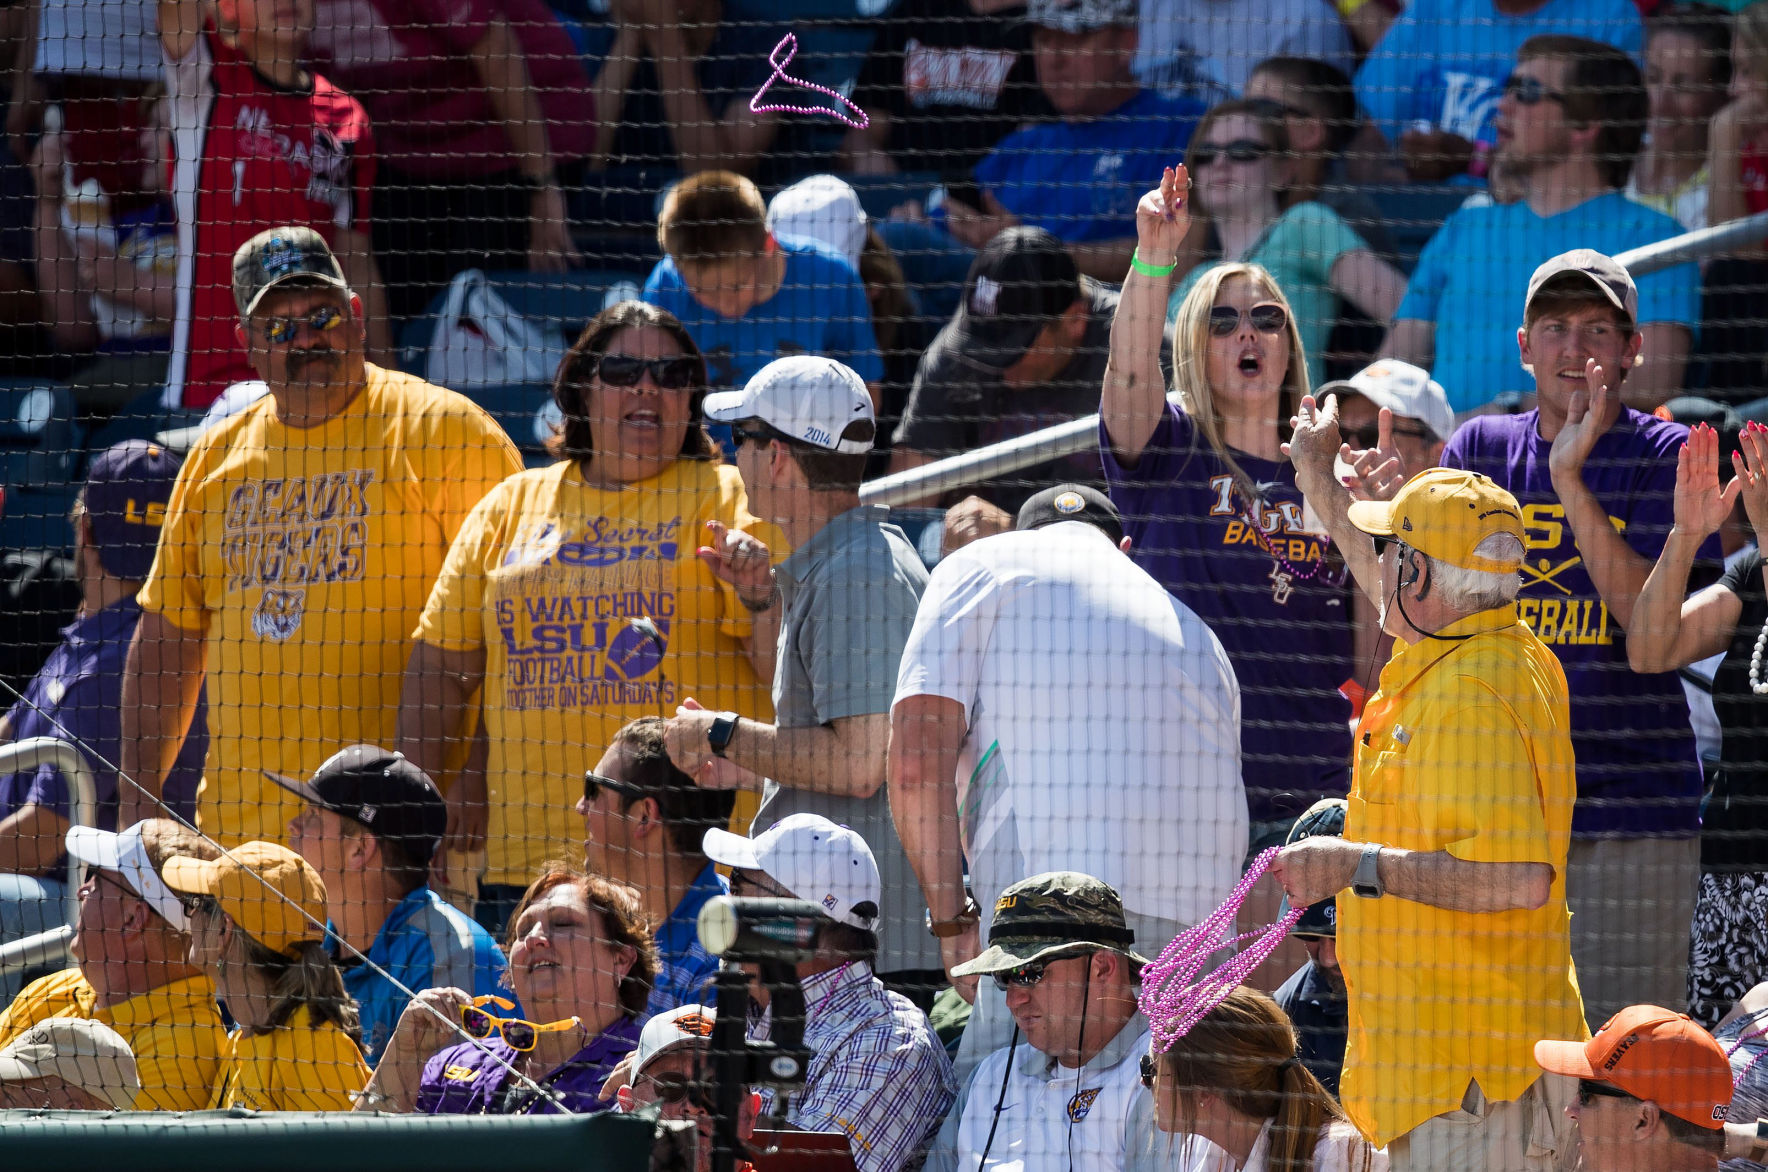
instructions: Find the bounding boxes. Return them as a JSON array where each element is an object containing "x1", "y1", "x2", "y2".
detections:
[
  {"x1": 1283, "y1": 798, "x2": 1347, "y2": 938},
  {"x1": 950, "y1": 226, "x2": 1082, "y2": 372},
  {"x1": 1015, "y1": 484, "x2": 1125, "y2": 545},
  {"x1": 266, "y1": 745, "x2": 447, "y2": 865}
]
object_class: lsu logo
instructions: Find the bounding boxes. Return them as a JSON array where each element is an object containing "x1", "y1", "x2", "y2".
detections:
[
  {"x1": 442, "y1": 1064, "x2": 478, "y2": 1083},
  {"x1": 995, "y1": 895, "x2": 1017, "y2": 914},
  {"x1": 1054, "y1": 491, "x2": 1085, "y2": 514},
  {"x1": 252, "y1": 587, "x2": 307, "y2": 641},
  {"x1": 1067, "y1": 1088, "x2": 1102, "y2": 1121},
  {"x1": 674, "y1": 1013, "x2": 716, "y2": 1039}
]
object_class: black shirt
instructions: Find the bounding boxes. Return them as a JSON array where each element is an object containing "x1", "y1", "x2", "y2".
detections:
[
  {"x1": 1274, "y1": 959, "x2": 1347, "y2": 1098},
  {"x1": 1704, "y1": 548, "x2": 1768, "y2": 871}
]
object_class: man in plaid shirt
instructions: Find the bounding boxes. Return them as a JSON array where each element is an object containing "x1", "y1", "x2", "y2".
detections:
[{"x1": 704, "y1": 814, "x2": 957, "y2": 1172}]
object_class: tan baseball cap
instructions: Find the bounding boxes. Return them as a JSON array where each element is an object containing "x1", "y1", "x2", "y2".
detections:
[
  {"x1": 1524, "y1": 249, "x2": 1638, "y2": 325},
  {"x1": 0, "y1": 1018, "x2": 140, "y2": 1110}
]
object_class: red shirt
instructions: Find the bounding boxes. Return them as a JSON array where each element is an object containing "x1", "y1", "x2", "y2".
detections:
[
  {"x1": 166, "y1": 25, "x2": 374, "y2": 409},
  {"x1": 1742, "y1": 140, "x2": 1768, "y2": 217},
  {"x1": 307, "y1": 0, "x2": 594, "y2": 178}
]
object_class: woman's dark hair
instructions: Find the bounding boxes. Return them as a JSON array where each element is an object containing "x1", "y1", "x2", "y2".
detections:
[
  {"x1": 1647, "y1": 4, "x2": 1734, "y2": 93},
  {"x1": 858, "y1": 226, "x2": 914, "y2": 355},
  {"x1": 505, "y1": 867, "x2": 658, "y2": 1019},
  {"x1": 547, "y1": 300, "x2": 717, "y2": 464},
  {"x1": 608, "y1": 717, "x2": 737, "y2": 856}
]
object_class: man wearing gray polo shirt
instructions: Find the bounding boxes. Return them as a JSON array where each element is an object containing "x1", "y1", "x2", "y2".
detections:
[{"x1": 662, "y1": 355, "x2": 943, "y2": 1005}]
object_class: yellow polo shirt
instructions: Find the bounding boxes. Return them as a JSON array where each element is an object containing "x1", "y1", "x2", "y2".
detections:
[
  {"x1": 210, "y1": 1005, "x2": 370, "y2": 1111},
  {"x1": 0, "y1": 968, "x2": 226, "y2": 1110},
  {"x1": 1338, "y1": 604, "x2": 1588, "y2": 1146}
]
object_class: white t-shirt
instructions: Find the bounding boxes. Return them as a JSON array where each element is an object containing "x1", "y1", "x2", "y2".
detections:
[
  {"x1": 892, "y1": 522, "x2": 1248, "y2": 929},
  {"x1": 1133, "y1": 0, "x2": 1353, "y2": 102},
  {"x1": 1140, "y1": 1119, "x2": 1387, "y2": 1172}
]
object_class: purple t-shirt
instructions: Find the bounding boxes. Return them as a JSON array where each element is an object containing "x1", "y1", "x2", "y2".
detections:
[
  {"x1": 1102, "y1": 404, "x2": 1354, "y2": 824},
  {"x1": 414, "y1": 1015, "x2": 641, "y2": 1116},
  {"x1": 1441, "y1": 408, "x2": 1715, "y2": 836}
]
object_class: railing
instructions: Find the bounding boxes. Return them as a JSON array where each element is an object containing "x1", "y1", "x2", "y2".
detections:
[
  {"x1": 0, "y1": 737, "x2": 97, "y2": 975},
  {"x1": 859, "y1": 210, "x2": 1768, "y2": 509}
]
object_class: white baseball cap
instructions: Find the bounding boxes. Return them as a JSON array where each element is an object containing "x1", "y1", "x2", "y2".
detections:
[
  {"x1": 702, "y1": 813, "x2": 881, "y2": 930},
  {"x1": 1319, "y1": 360, "x2": 1455, "y2": 444},
  {"x1": 629, "y1": 1004, "x2": 718, "y2": 1083},
  {"x1": 0, "y1": 1018, "x2": 140, "y2": 1110},
  {"x1": 702, "y1": 355, "x2": 875, "y2": 455},
  {"x1": 766, "y1": 175, "x2": 867, "y2": 271},
  {"x1": 65, "y1": 823, "x2": 190, "y2": 933}
]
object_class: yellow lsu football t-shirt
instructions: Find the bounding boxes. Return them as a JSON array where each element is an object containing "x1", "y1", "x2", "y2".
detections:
[
  {"x1": 138, "y1": 364, "x2": 522, "y2": 844},
  {"x1": 414, "y1": 457, "x2": 780, "y2": 884}
]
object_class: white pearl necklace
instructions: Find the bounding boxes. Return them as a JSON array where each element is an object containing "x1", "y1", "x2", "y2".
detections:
[{"x1": 1752, "y1": 622, "x2": 1768, "y2": 696}]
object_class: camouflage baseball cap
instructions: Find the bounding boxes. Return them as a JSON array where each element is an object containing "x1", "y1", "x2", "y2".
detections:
[
  {"x1": 232, "y1": 226, "x2": 347, "y2": 317},
  {"x1": 950, "y1": 872, "x2": 1147, "y2": 977},
  {"x1": 1027, "y1": 0, "x2": 1137, "y2": 33}
]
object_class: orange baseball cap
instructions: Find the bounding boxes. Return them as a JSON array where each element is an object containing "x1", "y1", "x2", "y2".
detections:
[{"x1": 1534, "y1": 1004, "x2": 1733, "y2": 1129}]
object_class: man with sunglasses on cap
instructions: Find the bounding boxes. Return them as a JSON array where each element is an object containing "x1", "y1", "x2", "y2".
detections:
[
  {"x1": 276, "y1": 744, "x2": 508, "y2": 1064},
  {"x1": 1269, "y1": 459, "x2": 1586, "y2": 1171},
  {"x1": 0, "y1": 819, "x2": 226, "y2": 1110},
  {"x1": 662, "y1": 355, "x2": 941, "y2": 1008},
  {"x1": 925, "y1": 871, "x2": 1151, "y2": 1172},
  {"x1": 617, "y1": 1004, "x2": 761, "y2": 1172},
  {"x1": 702, "y1": 813, "x2": 956, "y2": 1172},
  {"x1": 1535, "y1": 1005, "x2": 1733, "y2": 1171},
  {"x1": 120, "y1": 227, "x2": 521, "y2": 843}
]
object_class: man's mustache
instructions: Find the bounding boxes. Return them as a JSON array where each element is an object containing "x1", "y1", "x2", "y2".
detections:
[{"x1": 286, "y1": 347, "x2": 342, "y2": 372}]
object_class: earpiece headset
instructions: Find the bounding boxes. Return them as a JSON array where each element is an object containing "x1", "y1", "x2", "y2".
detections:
[{"x1": 1394, "y1": 543, "x2": 1477, "y2": 643}]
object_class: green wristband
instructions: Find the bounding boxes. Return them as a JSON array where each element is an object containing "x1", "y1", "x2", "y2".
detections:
[{"x1": 1130, "y1": 249, "x2": 1179, "y2": 278}]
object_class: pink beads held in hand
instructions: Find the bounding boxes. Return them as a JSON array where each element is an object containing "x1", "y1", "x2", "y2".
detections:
[
  {"x1": 749, "y1": 33, "x2": 870, "y2": 130},
  {"x1": 1138, "y1": 847, "x2": 1307, "y2": 1051}
]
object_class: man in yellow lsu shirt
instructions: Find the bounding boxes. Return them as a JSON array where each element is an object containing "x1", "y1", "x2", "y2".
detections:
[
  {"x1": 119, "y1": 226, "x2": 521, "y2": 840},
  {"x1": 0, "y1": 820, "x2": 226, "y2": 1110},
  {"x1": 1271, "y1": 451, "x2": 1588, "y2": 1172}
]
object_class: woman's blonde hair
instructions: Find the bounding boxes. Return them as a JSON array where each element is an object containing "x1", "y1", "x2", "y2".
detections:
[
  {"x1": 1157, "y1": 986, "x2": 1373, "y2": 1172},
  {"x1": 1168, "y1": 263, "x2": 1310, "y2": 504}
]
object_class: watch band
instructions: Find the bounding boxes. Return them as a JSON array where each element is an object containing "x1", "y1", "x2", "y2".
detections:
[
  {"x1": 1352, "y1": 844, "x2": 1385, "y2": 899},
  {"x1": 927, "y1": 896, "x2": 981, "y2": 939},
  {"x1": 707, "y1": 712, "x2": 741, "y2": 758}
]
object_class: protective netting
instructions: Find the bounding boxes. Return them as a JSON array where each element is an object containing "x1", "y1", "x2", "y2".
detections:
[{"x1": 0, "y1": 1, "x2": 1767, "y2": 1169}]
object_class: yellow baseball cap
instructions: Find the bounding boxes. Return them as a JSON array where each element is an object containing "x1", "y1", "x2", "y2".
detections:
[
  {"x1": 1346, "y1": 468, "x2": 1525, "y2": 574},
  {"x1": 161, "y1": 841, "x2": 329, "y2": 957}
]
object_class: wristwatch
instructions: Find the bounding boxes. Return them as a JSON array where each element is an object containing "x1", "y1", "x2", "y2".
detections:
[
  {"x1": 707, "y1": 712, "x2": 741, "y2": 758},
  {"x1": 927, "y1": 896, "x2": 981, "y2": 938},
  {"x1": 1351, "y1": 844, "x2": 1385, "y2": 899}
]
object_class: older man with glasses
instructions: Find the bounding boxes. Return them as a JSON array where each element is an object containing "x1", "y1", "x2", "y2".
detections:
[{"x1": 617, "y1": 1005, "x2": 760, "y2": 1172}]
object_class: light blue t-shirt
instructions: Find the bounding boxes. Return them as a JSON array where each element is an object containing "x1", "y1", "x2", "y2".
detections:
[
  {"x1": 1355, "y1": 0, "x2": 1642, "y2": 153},
  {"x1": 1396, "y1": 191, "x2": 1699, "y2": 413},
  {"x1": 974, "y1": 88, "x2": 1206, "y2": 244},
  {"x1": 643, "y1": 238, "x2": 884, "y2": 392}
]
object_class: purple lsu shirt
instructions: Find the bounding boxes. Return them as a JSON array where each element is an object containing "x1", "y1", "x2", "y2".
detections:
[
  {"x1": 414, "y1": 1014, "x2": 641, "y2": 1115},
  {"x1": 1441, "y1": 408, "x2": 1715, "y2": 836},
  {"x1": 1102, "y1": 405, "x2": 1354, "y2": 825}
]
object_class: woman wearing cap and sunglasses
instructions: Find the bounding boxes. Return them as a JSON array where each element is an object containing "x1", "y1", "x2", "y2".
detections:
[
  {"x1": 361, "y1": 867, "x2": 657, "y2": 1115},
  {"x1": 1137, "y1": 986, "x2": 1384, "y2": 1172},
  {"x1": 399, "y1": 300, "x2": 784, "y2": 935}
]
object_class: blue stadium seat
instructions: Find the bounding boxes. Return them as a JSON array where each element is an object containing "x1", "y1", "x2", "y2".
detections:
[
  {"x1": 822, "y1": 173, "x2": 940, "y2": 222},
  {"x1": 400, "y1": 268, "x2": 651, "y2": 377},
  {"x1": 0, "y1": 483, "x2": 80, "y2": 554},
  {"x1": 475, "y1": 383, "x2": 562, "y2": 470},
  {"x1": 84, "y1": 387, "x2": 205, "y2": 458},
  {"x1": 0, "y1": 379, "x2": 84, "y2": 492}
]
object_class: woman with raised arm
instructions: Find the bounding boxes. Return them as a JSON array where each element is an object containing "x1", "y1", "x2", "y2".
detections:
[
  {"x1": 1101, "y1": 165, "x2": 1355, "y2": 863},
  {"x1": 1627, "y1": 421, "x2": 1768, "y2": 1025}
]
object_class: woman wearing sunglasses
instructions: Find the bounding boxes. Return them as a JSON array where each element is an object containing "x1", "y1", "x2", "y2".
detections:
[
  {"x1": 1172, "y1": 100, "x2": 1406, "y2": 388},
  {"x1": 1102, "y1": 166, "x2": 1359, "y2": 930},
  {"x1": 401, "y1": 299, "x2": 784, "y2": 934},
  {"x1": 1139, "y1": 986, "x2": 1384, "y2": 1172},
  {"x1": 361, "y1": 867, "x2": 657, "y2": 1114}
]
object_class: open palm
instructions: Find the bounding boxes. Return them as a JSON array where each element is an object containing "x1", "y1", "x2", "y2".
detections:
[{"x1": 1674, "y1": 422, "x2": 1742, "y2": 538}]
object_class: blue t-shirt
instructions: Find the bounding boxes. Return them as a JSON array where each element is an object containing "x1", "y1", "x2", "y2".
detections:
[
  {"x1": 338, "y1": 886, "x2": 511, "y2": 1064},
  {"x1": 643, "y1": 238, "x2": 884, "y2": 393},
  {"x1": 975, "y1": 88, "x2": 1206, "y2": 244},
  {"x1": 1355, "y1": 0, "x2": 1641, "y2": 153},
  {"x1": 0, "y1": 598, "x2": 205, "y2": 828},
  {"x1": 647, "y1": 861, "x2": 728, "y2": 1017},
  {"x1": 1441, "y1": 408, "x2": 1717, "y2": 837},
  {"x1": 1396, "y1": 191, "x2": 1699, "y2": 413}
]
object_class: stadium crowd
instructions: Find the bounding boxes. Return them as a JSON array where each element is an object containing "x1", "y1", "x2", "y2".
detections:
[{"x1": 4, "y1": 0, "x2": 1768, "y2": 1169}]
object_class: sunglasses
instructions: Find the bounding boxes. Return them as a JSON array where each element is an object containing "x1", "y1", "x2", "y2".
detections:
[
  {"x1": 1208, "y1": 303, "x2": 1288, "y2": 337},
  {"x1": 636, "y1": 1071, "x2": 716, "y2": 1110},
  {"x1": 1192, "y1": 139, "x2": 1271, "y2": 167},
  {"x1": 992, "y1": 958, "x2": 1062, "y2": 991},
  {"x1": 1247, "y1": 96, "x2": 1309, "y2": 120},
  {"x1": 1372, "y1": 535, "x2": 1404, "y2": 557},
  {"x1": 1344, "y1": 423, "x2": 1433, "y2": 450},
  {"x1": 1139, "y1": 1053, "x2": 1158, "y2": 1088},
  {"x1": 729, "y1": 869, "x2": 795, "y2": 900},
  {"x1": 460, "y1": 995, "x2": 579, "y2": 1052},
  {"x1": 81, "y1": 866, "x2": 141, "y2": 901},
  {"x1": 583, "y1": 771, "x2": 650, "y2": 806},
  {"x1": 1502, "y1": 74, "x2": 1569, "y2": 106},
  {"x1": 596, "y1": 354, "x2": 698, "y2": 389},
  {"x1": 731, "y1": 424, "x2": 775, "y2": 449},
  {"x1": 1577, "y1": 1079, "x2": 1638, "y2": 1107},
  {"x1": 260, "y1": 305, "x2": 344, "y2": 345}
]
